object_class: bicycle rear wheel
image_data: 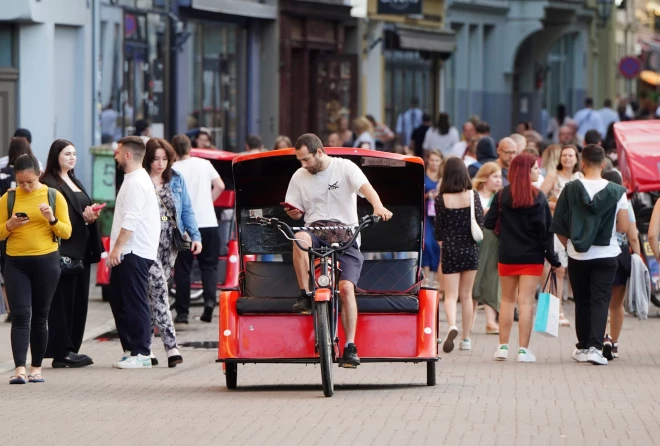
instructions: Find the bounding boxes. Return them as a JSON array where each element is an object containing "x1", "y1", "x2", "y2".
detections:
[{"x1": 317, "y1": 301, "x2": 334, "y2": 397}]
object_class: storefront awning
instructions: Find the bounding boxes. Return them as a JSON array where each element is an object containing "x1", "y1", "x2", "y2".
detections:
[{"x1": 384, "y1": 25, "x2": 456, "y2": 59}]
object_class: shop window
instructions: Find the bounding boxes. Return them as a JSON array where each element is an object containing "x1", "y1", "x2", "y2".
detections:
[
  {"x1": 0, "y1": 26, "x2": 15, "y2": 67},
  {"x1": 186, "y1": 21, "x2": 242, "y2": 151}
]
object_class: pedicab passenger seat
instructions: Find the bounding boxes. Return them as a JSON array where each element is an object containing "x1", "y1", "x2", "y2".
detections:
[{"x1": 235, "y1": 258, "x2": 419, "y2": 315}]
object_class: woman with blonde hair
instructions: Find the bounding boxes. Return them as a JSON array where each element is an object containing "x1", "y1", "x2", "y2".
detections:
[
  {"x1": 272, "y1": 135, "x2": 292, "y2": 151},
  {"x1": 471, "y1": 162, "x2": 502, "y2": 334},
  {"x1": 353, "y1": 116, "x2": 375, "y2": 150}
]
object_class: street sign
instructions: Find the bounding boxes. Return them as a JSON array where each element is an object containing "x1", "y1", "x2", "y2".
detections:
[
  {"x1": 377, "y1": 0, "x2": 422, "y2": 15},
  {"x1": 618, "y1": 56, "x2": 642, "y2": 79}
]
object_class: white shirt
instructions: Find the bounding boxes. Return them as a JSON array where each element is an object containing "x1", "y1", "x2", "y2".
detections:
[
  {"x1": 422, "y1": 127, "x2": 460, "y2": 157},
  {"x1": 598, "y1": 107, "x2": 619, "y2": 134},
  {"x1": 566, "y1": 178, "x2": 628, "y2": 260},
  {"x1": 110, "y1": 168, "x2": 160, "y2": 261},
  {"x1": 173, "y1": 157, "x2": 220, "y2": 228},
  {"x1": 451, "y1": 140, "x2": 469, "y2": 159},
  {"x1": 353, "y1": 132, "x2": 375, "y2": 150},
  {"x1": 573, "y1": 107, "x2": 605, "y2": 139},
  {"x1": 285, "y1": 157, "x2": 369, "y2": 244}
]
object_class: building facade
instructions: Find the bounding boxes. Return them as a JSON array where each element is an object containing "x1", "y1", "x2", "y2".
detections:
[
  {"x1": 444, "y1": 0, "x2": 599, "y2": 139},
  {"x1": 361, "y1": 0, "x2": 455, "y2": 140},
  {"x1": 0, "y1": 0, "x2": 95, "y2": 187}
]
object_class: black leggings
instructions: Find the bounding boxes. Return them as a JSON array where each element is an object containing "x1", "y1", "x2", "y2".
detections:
[{"x1": 5, "y1": 252, "x2": 61, "y2": 368}]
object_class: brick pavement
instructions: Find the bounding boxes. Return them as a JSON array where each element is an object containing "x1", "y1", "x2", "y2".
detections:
[{"x1": 2, "y1": 294, "x2": 660, "y2": 445}]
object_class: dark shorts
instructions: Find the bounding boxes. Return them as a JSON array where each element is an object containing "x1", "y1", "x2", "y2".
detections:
[
  {"x1": 306, "y1": 232, "x2": 364, "y2": 286},
  {"x1": 613, "y1": 245, "x2": 632, "y2": 286}
]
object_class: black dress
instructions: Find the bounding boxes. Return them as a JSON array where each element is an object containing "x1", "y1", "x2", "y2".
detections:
[{"x1": 434, "y1": 192, "x2": 484, "y2": 274}]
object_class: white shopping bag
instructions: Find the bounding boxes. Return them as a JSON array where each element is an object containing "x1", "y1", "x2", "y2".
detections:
[{"x1": 533, "y1": 273, "x2": 560, "y2": 338}]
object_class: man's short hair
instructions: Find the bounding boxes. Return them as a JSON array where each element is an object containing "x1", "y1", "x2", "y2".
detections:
[
  {"x1": 585, "y1": 97, "x2": 594, "y2": 107},
  {"x1": 13, "y1": 128, "x2": 32, "y2": 143},
  {"x1": 171, "y1": 134, "x2": 192, "y2": 158},
  {"x1": 295, "y1": 133, "x2": 325, "y2": 155},
  {"x1": 604, "y1": 98, "x2": 613, "y2": 108},
  {"x1": 584, "y1": 129, "x2": 602, "y2": 146},
  {"x1": 134, "y1": 119, "x2": 151, "y2": 136},
  {"x1": 246, "y1": 134, "x2": 263, "y2": 150},
  {"x1": 422, "y1": 113, "x2": 432, "y2": 123},
  {"x1": 117, "y1": 136, "x2": 146, "y2": 159},
  {"x1": 476, "y1": 121, "x2": 490, "y2": 134},
  {"x1": 582, "y1": 144, "x2": 605, "y2": 167}
]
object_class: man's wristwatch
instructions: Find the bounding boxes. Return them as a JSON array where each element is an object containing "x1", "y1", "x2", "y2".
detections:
[{"x1": 49, "y1": 218, "x2": 58, "y2": 226}]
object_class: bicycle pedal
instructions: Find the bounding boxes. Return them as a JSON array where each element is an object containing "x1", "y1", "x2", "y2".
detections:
[{"x1": 338, "y1": 362, "x2": 358, "y2": 369}]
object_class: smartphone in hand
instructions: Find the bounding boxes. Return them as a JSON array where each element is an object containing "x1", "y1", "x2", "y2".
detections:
[
  {"x1": 91, "y1": 203, "x2": 107, "y2": 212},
  {"x1": 15, "y1": 212, "x2": 29, "y2": 220},
  {"x1": 280, "y1": 202, "x2": 303, "y2": 213}
]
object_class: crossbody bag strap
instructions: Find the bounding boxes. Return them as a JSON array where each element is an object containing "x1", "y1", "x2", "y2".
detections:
[{"x1": 469, "y1": 189, "x2": 476, "y2": 221}]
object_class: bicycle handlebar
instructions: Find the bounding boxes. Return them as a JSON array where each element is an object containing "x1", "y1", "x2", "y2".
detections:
[{"x1": 250, "y1": 214, "x2": 381, "y2": 255}]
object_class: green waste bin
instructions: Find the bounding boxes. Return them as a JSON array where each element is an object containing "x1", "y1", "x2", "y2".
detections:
[{"x1": 90, "y1": 145, "x2": 117, "y2": 237}]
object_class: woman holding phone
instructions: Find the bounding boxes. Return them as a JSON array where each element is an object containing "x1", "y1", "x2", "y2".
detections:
[
  {"x1": 1, "y1": 154, "x2": 72, "y2": 384},
  {"x1": 41, "y1": 140, "x2": 105, "y2": 368}
]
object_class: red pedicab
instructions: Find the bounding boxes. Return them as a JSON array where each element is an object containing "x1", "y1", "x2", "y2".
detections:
[
  {"x1": 217, "y1": 148, "x2": 439, "y2": 397},
  {"x1": 614, "y1": 120, "x2": 660, "y2": 307}
]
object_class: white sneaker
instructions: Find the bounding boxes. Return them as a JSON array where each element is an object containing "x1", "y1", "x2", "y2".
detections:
[
  {"x1": 460, "y1": 339, "x2": 472, "y2": 351},
  {"x1": 443, "y1": 326, "x2": 459, "y2": 353},
  {"x1": 517, "y1": 347, "x2": 536, "y2": 363},
  {"x1": 586, "y1": 347, "x2": 607, "y2": 365},
  {"x1": 112, "y1": 350, "x2": 131, "y2": 368},
  {"x1": 493, "y1": 344, "x2": 509, "y2": 361},
  {"x1": 572, "y1": 348, "x2": 588, "y2": 363},
  {"x1": 115, "y1": 354, "x2": 152, "y2": 369}
]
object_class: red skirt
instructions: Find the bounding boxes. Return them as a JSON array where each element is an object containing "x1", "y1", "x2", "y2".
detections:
[{"x1": 498, "y1": 263, "x2": 544, "y2": 277}]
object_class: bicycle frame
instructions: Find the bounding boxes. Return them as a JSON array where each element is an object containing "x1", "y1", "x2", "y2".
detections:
[{"x1": 308, "y1": 248, "x2": 341, "y2": 358}]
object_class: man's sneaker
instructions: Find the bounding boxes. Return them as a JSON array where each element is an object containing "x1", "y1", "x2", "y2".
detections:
[
  {"x1": 52, "y1": 352, "x2": 94, "y2": 369},
  {"x1": 112, "y1": 351, "x2": 131, "y2": 368},
  {"x1": 587, "y1": 347, "x2": 607, "y2": 365},
  {"x1": 150, "y1": 352, "x2": 159, "y2": 366},
  {"x1": 493, "y1": 344, "x2": 509, "y2": 361},
  {"x1": 115, "y1": 354, "x2": 152, "y2": 369},
  {"x1": 517, "y1": 347, "x2": 536, "y2": 363},
  {"x1": 572, "y1": 348, "x2": 588, "y2": 363},
  {"x1": 460, "y1": 339, "x2": 472, "y2": 351},
  {"x1": 174, "y1": 313, "x2": 189, "y2": 324},
  {"x1": 292, "y1": 293, "x2": 312, "y2": 314},
  {"x1": 339, "y1": 343, "x2": 360, "y2": 368},
  {"x1": 443, "y1": 326, "x2": 459, "y2": 353},
  {"x1": 603, "y1": 335, "x2": 615, "y2": 360}
]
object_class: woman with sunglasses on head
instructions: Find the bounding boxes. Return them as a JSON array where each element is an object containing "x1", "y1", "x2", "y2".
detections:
[
  {"x1": 41, "y1": 140, "x2": 105, "y2": 368},
  {"x1": 1, "y1": 154, "x2": 72, "y2": 384},
  {"x1": 143, "y1": 138, "x2": 202, "y2": 367}
]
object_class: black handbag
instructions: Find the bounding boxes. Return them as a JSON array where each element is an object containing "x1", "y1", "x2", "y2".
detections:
[
  {"x1": 172, "y1": 225, "x2": 191, "y2": 252},
  {"x1": 60, "y1": 255, "x2": 84, "y2": 276}
]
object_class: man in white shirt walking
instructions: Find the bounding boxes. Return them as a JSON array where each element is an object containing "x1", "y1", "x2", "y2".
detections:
[
  {"x1": 573, "y1": 98, "x2": 605, "y2": 140},
  {"x1": 108, "y1": 136, "x2": 161, "y2": 369},
  {"x1": 171, "y1": 134, "x2": 225, "y2": 323}
]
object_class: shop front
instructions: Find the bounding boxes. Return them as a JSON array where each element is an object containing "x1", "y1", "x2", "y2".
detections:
[{"x1": 279, "y1": 0, "x2": 360, "y2": 144}]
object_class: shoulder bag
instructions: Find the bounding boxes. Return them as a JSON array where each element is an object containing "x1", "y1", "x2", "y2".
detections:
[{"x1": 470, "y1": 190, "x2": 484, "y2": 243}]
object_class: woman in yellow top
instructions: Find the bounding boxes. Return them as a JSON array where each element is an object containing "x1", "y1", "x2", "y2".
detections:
[{"x1": 0, "y1": 154, "x2": 72, "y2": 384}]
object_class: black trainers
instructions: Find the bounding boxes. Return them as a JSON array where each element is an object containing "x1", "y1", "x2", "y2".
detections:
[
  {"x1": 200, "y1": 307, "x2": 213, "y2": 323},
  {"x1": 603, "y1": 335, "x2": 617, "y2": 360},
  {"x1": 174, "y1": 313, "x2": 189, "y2": 324},
  {"x1": 339, "y1": 343, "x2": 360, "y2": 368},
  {"x1": 52, "y1": 352, "x2": 94, "y2": 368},
  {"x1": 292, "y1": 293, "x2": 312, "y2": 314}
]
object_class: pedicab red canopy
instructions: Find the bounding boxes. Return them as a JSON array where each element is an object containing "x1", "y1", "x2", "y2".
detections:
[{"x1": 614, "y1": 121, "x2": 660, "y2": 194}]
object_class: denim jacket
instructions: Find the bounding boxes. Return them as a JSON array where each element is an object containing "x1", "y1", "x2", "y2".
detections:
[{"x1": 170, "y1": 171, "x2": 202, "y2": 242}]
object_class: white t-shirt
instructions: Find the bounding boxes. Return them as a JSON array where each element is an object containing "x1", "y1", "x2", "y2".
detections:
[
  {"x1": 353, "y1": 132, "x2": 375, "y2": 150},
  {"x1": 285, "y1": 157, "x2": 369, "y2": 235},
  {"x1": 110, "y1": 168, "x2": 160, "y2": 261},
  {"x1": 172, "y1": 157, "x2": 220, "y2": 228},
  {"x1": 422, "y1": 127, "x2": 460, "y2": 157},
  {"x1": 566, "y1": 178, "x2": 628, "y2": 260}
]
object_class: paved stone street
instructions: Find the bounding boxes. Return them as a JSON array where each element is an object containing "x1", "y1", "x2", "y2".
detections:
[{"x1": 2, "y1": 287, "x2": 660, "y2": 446}]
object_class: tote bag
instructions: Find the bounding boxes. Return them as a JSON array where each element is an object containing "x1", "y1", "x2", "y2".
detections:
[{"x1": 534, "y1": 272, "x2": 560, "y2": 337}]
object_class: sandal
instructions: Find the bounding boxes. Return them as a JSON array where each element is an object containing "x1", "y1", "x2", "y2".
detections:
[
  {"x1": 559, "y1": 313, "x2": 571, "y2": 327},
  {"x1": 28, "y1": 374, "x2": 45, "y2": 383},
  {"x1": 9, "y1": 374, "x2": 27, "y2": 385}
]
